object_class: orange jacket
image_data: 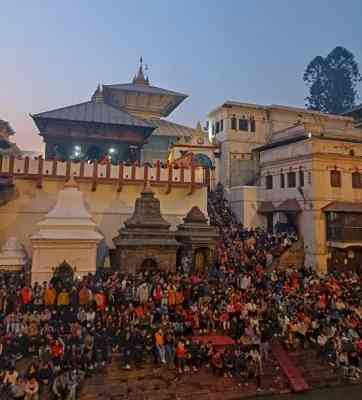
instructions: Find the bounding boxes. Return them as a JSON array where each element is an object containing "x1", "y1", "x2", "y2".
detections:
[{"x1": 155, "y1": 332, "x2": 164, "y2": 346}]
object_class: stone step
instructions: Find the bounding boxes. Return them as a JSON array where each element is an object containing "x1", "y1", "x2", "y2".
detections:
[{"x1": 78, "y1": 355, "x2": 291, "y2": 400}]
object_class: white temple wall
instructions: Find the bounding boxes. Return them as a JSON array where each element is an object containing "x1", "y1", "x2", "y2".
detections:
[{"x1": 0, "y1": 178, "x2": 208, "y2": 257}]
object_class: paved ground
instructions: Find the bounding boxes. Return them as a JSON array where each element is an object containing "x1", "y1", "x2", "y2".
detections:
[
  {"x1": 14, "y1": 345, "x2": 362, "y2": 399},
  {"x1": 79, "y1": 354, "x2": 290, "y2": 400}
]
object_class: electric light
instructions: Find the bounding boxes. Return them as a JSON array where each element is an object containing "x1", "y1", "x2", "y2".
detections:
[
  {"x1": 74, "y1": 145, "x2": 81, "y2": 151},
  {"x1": 109, "y1": 148, "x2": 116, "y2": 154}
]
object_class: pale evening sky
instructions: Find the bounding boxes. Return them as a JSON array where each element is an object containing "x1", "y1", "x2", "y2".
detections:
[{"x1": 1, "y1": 0, "x2": 361, "y2": 151}]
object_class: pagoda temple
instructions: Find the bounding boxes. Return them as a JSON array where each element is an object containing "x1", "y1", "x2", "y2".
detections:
[{"x1": 31, "y1": 58, "x2": 195, "y2": 163}]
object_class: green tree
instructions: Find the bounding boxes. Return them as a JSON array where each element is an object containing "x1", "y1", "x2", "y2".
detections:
[{"x1": 303, "y1": 46, "x2": 361, "y2": 114}]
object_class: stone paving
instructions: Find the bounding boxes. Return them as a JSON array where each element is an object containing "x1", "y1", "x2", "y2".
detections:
[
  {"x1": 15, "y1": 345, "x2": 362, "y2": 399},
  {"x1": 79, "y1": 354, "x2": 290, "y2": 400}
]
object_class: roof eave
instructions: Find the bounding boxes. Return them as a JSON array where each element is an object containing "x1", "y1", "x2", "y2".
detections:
[
  {"x1": 253, "y1": 134, "x2": 310, "y2": 153},
  {"x1": 31, "y1": 115, "x2": 155, "y2": 132},
  {"x1": 161, "y1": 95, "x2": 188, "y2": 117},
  {"x1": 103, "y1": 83, "x2": 188, "y2": 98},
  {"x1": 207, "y1": 101, "x2": 268, "y2": 117}
]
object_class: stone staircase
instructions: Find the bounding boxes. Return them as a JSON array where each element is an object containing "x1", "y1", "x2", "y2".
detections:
[
  {"x1": 79, "y1": 354, "x2": 290, "y2": 400},
  {"x1": 287, "y1": 347, "x2": 344, "y2": 389},
  {"x1": 273, "y1": 239, "x2": 305, "y2": 270}
]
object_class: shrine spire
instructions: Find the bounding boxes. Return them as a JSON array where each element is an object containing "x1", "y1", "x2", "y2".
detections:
[{"x1": 132, "y1": 57, "x2": 149, "y2": 85}]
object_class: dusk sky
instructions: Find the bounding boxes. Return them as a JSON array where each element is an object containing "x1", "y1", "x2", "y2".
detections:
[{"x1": 1, "y1": 1, "x2": 361, "y2": 151}]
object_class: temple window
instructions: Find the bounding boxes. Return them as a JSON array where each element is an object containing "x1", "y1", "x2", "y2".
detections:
[
  {"x1": 266, "y1": 175, "x2": 273, "y2": 190},
  {"x1": 215, "y1": 121, "x2": 220, "y2": 133},
  {"x1": 231, "y1": 116, "x2": 237, "y2": 130},
  {"x1": 220, "y1": 119, "x2": 224, "y2": 131},
  {"x1": 352, "y1": 171, "x2": 362, "y2": 189},
  {"x1": 287, "y1": 171, "x2": 296, "y2": 188},
  {"x1": 330, "y1": 170, "x2": 341, "y2": 188},
  {"x1": 280, "y1": 173, "x2": 285, "y2": 188},
  {"x1": 238, "y1": 117, "x2": 248, "y2": 131},
  {"x1": 250, "y1": 117, "x2": 256, "y2": 132},
  {"x1": 299, "y1": 170, "x2": 304, "y2": 187}
]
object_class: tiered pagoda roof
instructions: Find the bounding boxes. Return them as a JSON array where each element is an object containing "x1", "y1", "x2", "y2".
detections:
[
  {"x1": 31, "y1": 58, "x2": 193, "y2": 139},
  {"x1": 103, "y1": 58, "x2": 188, "y2": 119},
  {"x1": 32, "y1": 90, "x2": 153, "y2": 129}
]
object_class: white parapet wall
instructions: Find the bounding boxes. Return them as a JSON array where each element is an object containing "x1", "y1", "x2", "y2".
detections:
[{"x1": 0, "y1": 157, "x2": 209, "y2": 258}]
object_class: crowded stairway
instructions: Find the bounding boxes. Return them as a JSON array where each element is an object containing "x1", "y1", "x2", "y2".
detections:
[{"x1": 0, "y1": 185, "x2": 361, "y2": 399}]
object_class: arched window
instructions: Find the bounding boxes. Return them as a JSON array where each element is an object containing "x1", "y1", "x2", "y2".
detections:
[
  {"x1": 231, "y1": 116, "x2": 237, "y2": 130},
  {"x1": 287, "y1": 171, "x2": 296, "y2": 187},
  {"x1": 266, "y1": 175, "x2": 273, "y2": 189},
  {"x1": 250, "y1": 117, "x2": 256, "y2": 132},
  {"x1": 280, "y1": 173, "x2": 285, "y2": 188},
  {"x1": 215, "y1": 121, "x2": 220, "y2": 133},
  {"x1": 194, "y1": 153, "x2": 213, "y2": 168},
  {"x1": 330, "y1": 170, "x2": 341, "y2": 188},
  {"x1": 299, "y1": 170, "x2": 304, "y2": 187}
]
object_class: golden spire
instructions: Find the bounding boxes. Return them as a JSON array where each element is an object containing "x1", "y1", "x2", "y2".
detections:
[{"x1": 132, "y1": 57, "x2": 149, "y2": 85}]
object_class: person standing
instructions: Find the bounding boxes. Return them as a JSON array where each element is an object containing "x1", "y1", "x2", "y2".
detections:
[{"x1": 155, "y1": 328, "x2": 166, "y2": 364}]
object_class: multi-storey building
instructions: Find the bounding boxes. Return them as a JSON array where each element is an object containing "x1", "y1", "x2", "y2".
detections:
[{"x1": 207, "y1": 101, "x2": 354, "y2": 188}]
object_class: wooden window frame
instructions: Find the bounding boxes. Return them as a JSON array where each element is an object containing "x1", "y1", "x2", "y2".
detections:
[
  {"x1": 231, "y1": 116, "x2": 237, "y2": 130},
  {"x1": 287, "y1": 171, "x2": 296, "y2": 188},
  {"x1": 299, "y1": 170, "x2": 304, "y2": 187},
  {"x1": 250, "y1": 117, "x2": 256, "y2": 132},
  {"x1": 330, "y1": 170, "x2": 341, "y2": 188},
  {"x1": 238, "y1": 118, "x2": 248, "y2": 131},
  {"x1": 266, "y1": 175, "x2": 273, "y2": 190},
  {"x1": 352, "y1": 171, "x2": 362, "y2": 189},
  {"x1": 280, "y1": 173, "x2": 285, "y2": 188}
]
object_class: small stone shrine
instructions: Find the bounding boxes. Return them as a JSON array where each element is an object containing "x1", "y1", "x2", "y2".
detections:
[
  {"x1": 31, "y1": 176, "x2": 103, "y2": 283},
  {"x1": 175, "y1": 206, "x2": 218, "y2": 274},
  {"x1": 113, "y1": 185, "x2": 179, "y2": 273},
  {"x1": 0, "y1": 236, "x2": 28, "y2": 273}
]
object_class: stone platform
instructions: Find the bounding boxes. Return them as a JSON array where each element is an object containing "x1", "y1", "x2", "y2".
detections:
[{"x1": 79, "y1": 354, "x2": 290, "y2": 400}]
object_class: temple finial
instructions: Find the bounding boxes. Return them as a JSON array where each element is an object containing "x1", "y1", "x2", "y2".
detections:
[{"x1": 132, "y1": 57, "x2": 149, "y2": 85}]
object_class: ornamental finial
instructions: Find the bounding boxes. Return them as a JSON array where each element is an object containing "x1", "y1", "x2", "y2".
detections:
[{"x1": 132, "y1": 57, "x2": 149, "y2": 85}]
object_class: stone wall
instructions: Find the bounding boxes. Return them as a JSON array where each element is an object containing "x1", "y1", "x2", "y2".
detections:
[
  {"x1": 117, "y1": 246, "x2": 177, "y2": 274},
  {"x1": 0, "y1": 157, "x2": 208, "y2": 257}
]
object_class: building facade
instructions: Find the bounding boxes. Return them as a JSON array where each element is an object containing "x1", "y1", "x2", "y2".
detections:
[
  {"x1": 207, "y1": 99, "x2": 362, "y2": 273},
  {"x1": 207, "y1": 101, "x2": 355, "y2": 189},
  {"x1": 256, "y1": 120, "x2": 362, "y2": 273}
]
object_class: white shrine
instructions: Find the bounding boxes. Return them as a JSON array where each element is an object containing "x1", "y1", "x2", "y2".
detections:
[
  {"x1": 30, "y1": 177, "x2": 103, "y2": 283},
  {"x1": 0, "y1": 237, "x2": 28, "y2": 272}
]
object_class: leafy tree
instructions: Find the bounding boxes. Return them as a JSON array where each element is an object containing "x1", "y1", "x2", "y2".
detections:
[{"x1": 304, "y1": 46, "x2": 361, "y2": 114}]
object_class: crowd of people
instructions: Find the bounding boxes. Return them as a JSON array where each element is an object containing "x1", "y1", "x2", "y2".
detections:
[{"x1": 0, "y1": 185, "x2": 361, "y2": 399}]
